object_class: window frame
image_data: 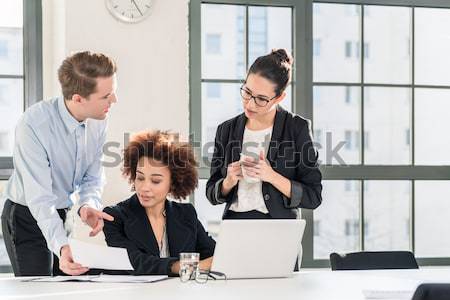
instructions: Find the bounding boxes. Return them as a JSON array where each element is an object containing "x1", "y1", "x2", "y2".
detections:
[
  {"x1": 189, "y1": 0, "x2": 450, "y2": 268},
  {"x1": 0, "y1": 0, "x2": 42, "y2": 175},
  {"x1": 0, "y1": 0, "x2": 43, "y2": 273}
]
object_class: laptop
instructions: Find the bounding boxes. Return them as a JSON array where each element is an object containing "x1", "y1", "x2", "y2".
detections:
[{"x1": 211, "y1": 219, "x2": 306, "y2": 279}]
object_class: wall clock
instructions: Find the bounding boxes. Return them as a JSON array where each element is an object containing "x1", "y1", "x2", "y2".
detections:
[{"x1": 105, "y1": 0, "x2": 152, "y2": 23}]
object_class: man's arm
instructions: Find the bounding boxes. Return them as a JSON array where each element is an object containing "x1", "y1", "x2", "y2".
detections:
[
  {"x1": 78, "y1": 122, "x2": 107, "y2": 211},
  {"x1": 77, "y1": 122, "x2": 114, "y2": 236},
  {"x1": 14, "y1": 122, "x2": 68, "y2": 257}
]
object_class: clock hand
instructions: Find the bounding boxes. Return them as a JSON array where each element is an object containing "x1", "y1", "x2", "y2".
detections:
[{"x1": 131, "y1": 0, "x2": 144, "y2": 16}]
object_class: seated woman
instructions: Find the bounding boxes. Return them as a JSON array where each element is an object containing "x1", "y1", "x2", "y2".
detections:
[{"x1": 103, "y1": 130, "x2": 215, "y2": 275}]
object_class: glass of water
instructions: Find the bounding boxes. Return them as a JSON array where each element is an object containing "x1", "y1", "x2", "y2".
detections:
[{"x1": 179, "y1": 252, "x2": 200, "y2": 282}]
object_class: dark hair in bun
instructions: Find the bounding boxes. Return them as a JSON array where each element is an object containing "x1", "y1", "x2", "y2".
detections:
[{"x1": 247, "y1": 48, "x2": 293, "y2": 96}]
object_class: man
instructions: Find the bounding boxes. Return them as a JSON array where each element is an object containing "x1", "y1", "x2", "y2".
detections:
[{"x1": 1, "y1": 51, "x2": 117, "y2": 276}]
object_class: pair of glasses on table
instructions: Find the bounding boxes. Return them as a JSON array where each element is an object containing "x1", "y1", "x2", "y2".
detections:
[{"x1": 180, "y1": 270, "x2": 227, "y2": 283}]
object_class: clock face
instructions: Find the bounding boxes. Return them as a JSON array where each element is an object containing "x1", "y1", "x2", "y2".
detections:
[{"x1": 106, "y1": 0, "x2": 152, "y2": 23}]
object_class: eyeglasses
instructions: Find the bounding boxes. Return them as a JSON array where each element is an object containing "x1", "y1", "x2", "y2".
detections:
[
  {"x1": 180, "y1": 269, "x2": 227, "y2": 283},
  {"x1": 240, "y1": 86, "x2": 278, "y2": 107},
  {"x1": 195, "y1": 270, "x2": 227, "y2": 284}
]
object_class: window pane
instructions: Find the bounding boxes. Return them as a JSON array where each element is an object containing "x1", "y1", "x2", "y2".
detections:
[
  {"x1": 0, "y1": 180, "x2": 10, "y2": 266},
  {"x1": 205, "y1": 34, "x2": 221, "y2": 54},
  {"x1": 248, "y1": 6, "x2": 292, "y2": 65},
  {"x1": 0, "y1": 0, "x2": 23, "y2": 76},
  {"x1": 201, "y1": 4, "x2": 245, "y2": 80},
  {"x1": 415, "y1": 89, "x2": 450, "y2": 165},
  {"x1": 364, "y1": 88, "x2": 411, "y2": 165},
  {"x1": 415, "y1": 181, "x2": 450, "y2": 257},
  {"x1": 313, "y1": 3, "x2": 360, "y2": 83},
  {"x1": 202, "y1": 82, "x2": 242, "y2": 155},
  {"x1": 280, "y1": 83, "x2": 292, "y2": 112},
  {"x1": 0, "y1": 79, "x2": 24, "y2": 156},
  {"x1": 313, "y1": 86, "x2": 361, "y2": 165},
  {"x1": 314, "y1": 180, "x2": 360, "y2": 259},
  {"x1": 364, "y1": 6, "x2": 411, "y2": 84},
  {"x1": 364, "y1": 181, "x2": 411, "y2": 251},
  {"x1": 415, "y1": 8, "x2": 450, "y2": 85},
  {"x1": 194, "y1": 179, "x2": 225, "y2": 239}
]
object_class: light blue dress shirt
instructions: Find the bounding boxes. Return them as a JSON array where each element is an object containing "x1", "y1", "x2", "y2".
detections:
[{"x1": 2, "y1": 96, "x2": 107, "y2": 256}]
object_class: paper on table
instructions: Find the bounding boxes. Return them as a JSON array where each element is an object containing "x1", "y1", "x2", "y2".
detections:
[
  {"x1": 360, "y1": 274, "x2": 420, "y2": 300},
  {"x1": 362, "y1": 289, "x2": 414, "y2": 300},
  {"x1": 69, "y1": 238, "x2": 134, "y2": 270},
  {"x1": 25, "y1": 275, "x2": 168, "y2": 283},
  {"x1": 90, "y1": 275, "x2": 168, "y2": 283}
]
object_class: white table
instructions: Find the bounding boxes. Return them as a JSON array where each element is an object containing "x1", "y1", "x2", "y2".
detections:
[{"x1": 1, "y1": 268, "x2": 450, "y2": 300}]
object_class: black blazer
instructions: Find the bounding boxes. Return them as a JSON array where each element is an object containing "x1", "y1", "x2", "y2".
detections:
[
  {"x1": 103, "y1": 194, "x2": 215, "y2": 275},
  {"x1": 206, "y1": 106, "x2": 322, "y2": 219}
]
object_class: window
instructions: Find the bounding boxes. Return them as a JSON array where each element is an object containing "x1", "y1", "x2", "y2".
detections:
[
  {"x1": 346, "y1": 5, "x2": 359, "y2": 16},
  {"x1": 405, "y1": 128, "x2": 410, "y2": 146},
  {"x1": 0, "y1": 181, "x2": 8, "y2": 267},
  {"x1": 206, "y1": 34, "x2": 221, "y2": 54},
  {"x1": 345, "y1": 41, "x2": 352, "y2": 58},
  {"x1": 345, "y1": 180, "x2": 358, "y2": 192},
  {"x1": 415, "y1": 181, "x2": 450, "y2": 257},
  {"x1": 344, "y1": 131, "x2": 352, "y2": 150},
  {"x1": 345, "y1": 219, "x2": 359, "y2": 236},
  {"x1": 0, "y1": 0, "x2": 42, "y2": 273},
  {"x1": 313, "y1": 129, "x2": 322, "y2": 146},
  {"x1": 0, "y1": 132, "x2": 9, "y2": 154},
  {"x1": 344, "y1": 130, "x2": 359, "y2": 150},
  {"x1": 191, "y1": 0, "x2": 450, "y2": 268},
  {"x1": 313, "y1": 220, "x2": 321, "y2": 237},
  {"x1": 364, "y1": 180, "x2": 369, "y2": 192},
  {"x1": 197, "y1": 2, "x2": 293, "y2": 154},
  {"x1": 314, "y1": 180, "x2": 360, "y2": 259},
  {"x1": 364, "y1": 42, "x2": 370, "y2": 59},
  {"x1": 345, "y1": 86, "x2": 351, "y2": 104},
  {"x1": 0, "y1": 84, "x2": 6, "y2": 104},
  {"x1": 312, "y1": 2, "x2": 450, "y2": 267},
  {"x1": 313, "y1": 39, "x2": 321, "y2": 57},
  {"x1": 0, "y1": 180, "x2": 12, "y2": 272},
  {"x1": 313, "y1": 4, "x2": 320, "y2": 15},
  {"x1": 0, "y1": 40, "x2": 8, "y2": 58},
  {"x1": 0, "y1": 1, "x2": 23, "y2": 158},
  {"x1": 364, "y1": 131, "x2": 369, "y2": 149},
  {"x1": 345, "y1": 41, "x2": 364, "y2": 59},
  {"x1": 364, "y1": 181, "x2": 411, "y2": 251},
  {"x1": 206, "y1": 83, "x2": 221, "y2": 99}
]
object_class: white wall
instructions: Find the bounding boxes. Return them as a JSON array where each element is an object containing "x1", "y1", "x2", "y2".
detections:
[
  {"x1": 42, "y1": 0, "x2": 191, "y2": 242},
  {"x1": 42, "y1": 0, "x2": 66, "y2": 99}
]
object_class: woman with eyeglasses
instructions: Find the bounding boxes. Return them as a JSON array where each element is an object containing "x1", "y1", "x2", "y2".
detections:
[
  {"x1": 103, "y1": 131, "x2": 215, "y2": 276},
  {"x1": 206, "y1": 49, "x2": 322, "y2": 267}
]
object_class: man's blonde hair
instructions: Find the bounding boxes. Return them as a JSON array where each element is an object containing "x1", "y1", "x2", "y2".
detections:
[{"x1": 58, "y1": 51, "x2": 117, "y2": 100}]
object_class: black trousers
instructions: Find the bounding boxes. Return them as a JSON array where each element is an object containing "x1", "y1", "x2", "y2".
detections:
[
  {"x1": 1, "y1": 199, "x2": 68, "y2": 276},
  {"x1": 223, "y1": 209, "x2": 299, "y2": 271}
]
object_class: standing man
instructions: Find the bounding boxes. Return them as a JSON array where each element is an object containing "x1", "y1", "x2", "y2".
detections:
[{"x1": 1, "y1": 51, "x2": 117, "y2": 276}]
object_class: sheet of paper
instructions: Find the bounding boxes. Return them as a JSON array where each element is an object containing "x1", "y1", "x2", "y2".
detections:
[
  {"x1": 69, "y1": 238, "x2": 134, "y2": 270},
  {"x1": 362, "y1": 289, "x2": 414, "y2": 300},
  {"x1": 24, "y1": 276, "x2": 92, "y2": 282},
  {"x1": 90, "y1": 275, "x2": 168, "y2": 283},
  {"x1": 25, "y1": 275, "x2": 168, "y2": 283},
  {"x1": 358, "y1": 273, "x2": 421, "y2": 300}
]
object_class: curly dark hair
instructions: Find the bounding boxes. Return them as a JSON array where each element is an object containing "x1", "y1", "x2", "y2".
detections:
[{"x1": 122, "y1": 130, "x2": 198, "y2": 199}]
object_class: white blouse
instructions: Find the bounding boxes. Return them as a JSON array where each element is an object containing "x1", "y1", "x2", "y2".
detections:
[{"x1": 230, "y1": 126, "x2": 273, "y2": 214}]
